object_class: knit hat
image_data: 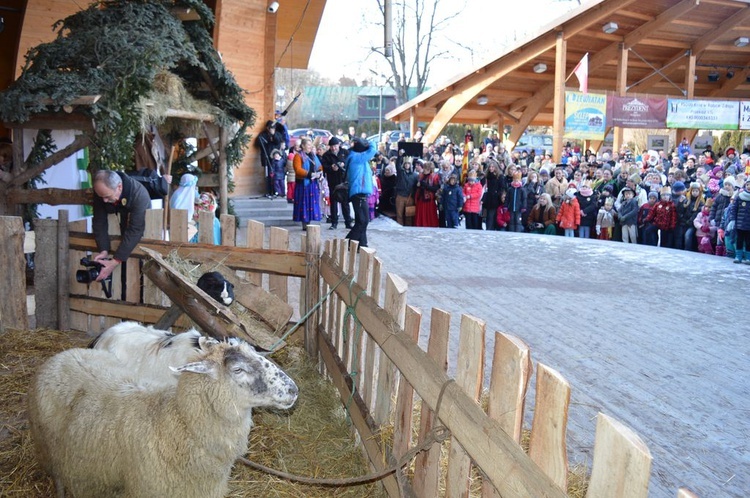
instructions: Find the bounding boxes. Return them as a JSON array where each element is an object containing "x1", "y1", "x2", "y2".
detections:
[
  {"x1": 603, "y1": 184, "x2": 614, "y2": 193},
  {"x1": 689, "y1": 181, "x2": 701, "y2": 190},
  {"x1": 724, "y1": 176, "x2": 736, "y2": 188},
  {"x1": 621, "y1": 186, "x2": 634, "y2": 196},
  {"x1": 328, "y1": 137, "x2": 342, "y2": 146},
  {"x1": 629, "y1": 173, "x2": 641, "y2": 185},
  {"x1": 726, "y1": 147, "x2": 736, "y2": 156},
  {"x1": 351, "y1": 137, "x2": 369, "y2": 153},
  {"x1": 565, "y1": 188, "x2": 577, "y2": 199},
  {"x1": 648, "y1": 190, "x2": 659, "y2": 200},
  {"x1": 671, "y1": 181, "x2": 686, "y2": 194},
  {"x1": 711, "y1": 166, "x2": 723, "y2": 179}
]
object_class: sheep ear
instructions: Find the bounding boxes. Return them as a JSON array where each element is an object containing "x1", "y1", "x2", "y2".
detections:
[{"x1": 171, "y1": 360, "x2": 216, "y2": 376}]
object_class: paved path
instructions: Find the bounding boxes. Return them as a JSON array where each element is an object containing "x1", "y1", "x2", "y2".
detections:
[{"x1": 233, "y1": 196, "x2": 750, "y2": 498}]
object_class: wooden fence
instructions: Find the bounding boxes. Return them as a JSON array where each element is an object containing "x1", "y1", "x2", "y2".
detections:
[{"x1": 0, "y1": 210, "x2": 699, "y2": 497}]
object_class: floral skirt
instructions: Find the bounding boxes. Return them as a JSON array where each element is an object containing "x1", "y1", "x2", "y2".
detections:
[{"x1": 293, "y1": 180, "x2": 321, "y2": 223}]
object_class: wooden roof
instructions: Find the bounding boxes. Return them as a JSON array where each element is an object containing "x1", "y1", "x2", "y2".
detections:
[
  {"x1": 274, "y1": 0, "x2": 327, "y2": 69},
  {"x1": 386, "y1": 0, "x2": 750, "y2": 143}
]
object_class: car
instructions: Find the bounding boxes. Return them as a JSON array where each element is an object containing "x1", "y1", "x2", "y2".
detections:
[
  {"x1": 512, "y1": 134, "x2": 553, "y2": 155},
  {"x1": 288, "y1": 128, "x2": 333, "y2": 148}
]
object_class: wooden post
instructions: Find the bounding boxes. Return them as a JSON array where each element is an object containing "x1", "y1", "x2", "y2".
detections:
[
  {"x1": 353, "y1": 247, "x2": 375, "y2": 392},
  {"x1": 446, "y1": 314, "x2": 486, "y2": 498},
  {"x1": 268, "y1": 227, "x2": 289, "y2": 301},
  {"x1": 362, "y1": 255, "x2": 382, "y2": 409},
  {"x1": 0, "y1": 216, "x2": 28, "y2": 330},
  {"x1": 34, "y1": 218, "x2": 59, "y2": 329},
  {"x1": 57, "y1": 210, "x2": 70, "y2": 330},
  {"x1": 169, "y1": 209, "x2": 189, "y2": 243},
  {"x1": 304, "y1": 224, "x2": 321, "y2": 359},
  {"x1": 552, "y1": 31, "x2": 566, "y2": 163},
  {"x1": 218, "y1": 127, "x2": 229, "y2": 217},
  {"x1": 220, "y1": 214, "x2": 236, "y2": 247},
  {"x1": 68, "y1": 219, "x2": 89, "y2": 332},
  {"x1": 529, "y1": 363, "x2": 571, "y2": 490},
  {"x1": 244, "y1": 220, "x2": 265, "y2": 286},
  {"x1": 143, "y1": 209, "x2": 167, "y2": 306},
  {"x1": 392, "y1": 305, "x2": 422, "y2": 466},
  {"x1": 586, "y1": 413, "x2": 652, "y2": 498}
]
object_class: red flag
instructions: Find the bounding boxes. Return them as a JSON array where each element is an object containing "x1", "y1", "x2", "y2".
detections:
[{"x1": 573, "y1": 53, "x2": 589, "y2": 94}]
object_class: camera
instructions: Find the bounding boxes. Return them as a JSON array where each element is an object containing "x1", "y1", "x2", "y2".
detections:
[
  {"x1": 76, "y1": 257, "x2": 113, "y2": 298},
  {"x1": 267, "y1": 1, "x2": 279, "y2": 13}
]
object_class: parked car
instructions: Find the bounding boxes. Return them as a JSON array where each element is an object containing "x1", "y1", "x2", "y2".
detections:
[
  {"x1": 288, "y1": 128, "x2": 333, "y2": 148},
  {"x1": 512, "y1": 134, "x2": 553, "y2": 155}
]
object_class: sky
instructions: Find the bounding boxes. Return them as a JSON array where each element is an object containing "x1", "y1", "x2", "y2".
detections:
[{"x1": 307, "y1": 0, "x2": 580, "y2": 87}]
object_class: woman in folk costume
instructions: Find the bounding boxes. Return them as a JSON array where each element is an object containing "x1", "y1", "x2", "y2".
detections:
[
  {"x1": 414, "y1": 160, "x2": 441, "y2": 227},
  {"x1": 292, "y1": 137, "x2": 324, "y2": 230}
]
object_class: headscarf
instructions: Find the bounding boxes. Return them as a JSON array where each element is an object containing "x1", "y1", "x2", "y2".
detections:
[{"x1": 170, "y1": 174, "x2": 198, "y2": 221}]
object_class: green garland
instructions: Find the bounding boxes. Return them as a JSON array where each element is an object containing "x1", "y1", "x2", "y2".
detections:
[{"x1": 0, "y1": 0, "x2": 254, "y2": 178}]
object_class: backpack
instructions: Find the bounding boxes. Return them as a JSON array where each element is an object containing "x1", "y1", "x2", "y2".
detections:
[{"x1": 127, "y1": 169, "x2": 169, "y2": 200}]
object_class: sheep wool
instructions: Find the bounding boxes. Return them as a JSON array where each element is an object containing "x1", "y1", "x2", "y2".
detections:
[{"x1": 28, "y1": 341, "x2": 298, "y2": 498}]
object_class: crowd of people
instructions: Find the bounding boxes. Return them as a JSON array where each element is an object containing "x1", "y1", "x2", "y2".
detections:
[{"x1": 258, "y1": 121, "x2": 750, "y2": 263}]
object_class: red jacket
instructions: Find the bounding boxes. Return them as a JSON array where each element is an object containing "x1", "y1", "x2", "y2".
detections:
[
  {"x1": 496, "y1": 205, "x2": 511, "y2": 228},
  {"x1": 556, "y1": 197, "x2": 581, "y2": 229},
  {"x1": 646, "y1": 201, "x2": 676, "y2": 230},
  {"x1": 462, "y1": 181, "x2": 483, "y2": 214}
]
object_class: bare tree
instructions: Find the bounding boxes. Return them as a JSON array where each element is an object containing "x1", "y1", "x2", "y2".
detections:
[{"x1": 370, "y1": 0, "x2": 463, "y2": 106}]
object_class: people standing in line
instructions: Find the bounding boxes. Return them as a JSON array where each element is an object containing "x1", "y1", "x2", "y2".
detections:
[
  {"x1": 292, "y1": 137, "x2": 323, "y2": 231},
  {"x1": 462, "y1": 170, "x2": 483, "y2": 230},
  {"x1": 394, "y1": 157, "x2": 418, "y2": 226},
  {"x1": 414, "y1": 161, "x2": 441, "y2": 228},
  {"x1": 321, "y1": 137, "x2": 352, "y2": 230},
  {"x1": 91, "y1": 170, "x2": 150, "y2": 283},
  {"x1": 257, "y1": 120, "x2": 284, "y2": 199},
  {"x1": 345, "y1": 138, "x2": 377, "y2": 248}
]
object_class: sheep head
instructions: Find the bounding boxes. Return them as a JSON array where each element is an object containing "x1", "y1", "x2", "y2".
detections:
[{"x1": 172, "y1": 341, "x2": 298, "y2": 411}]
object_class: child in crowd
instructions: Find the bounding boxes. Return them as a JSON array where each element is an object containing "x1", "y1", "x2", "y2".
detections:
[
  {"x1": 556, "y1": 187, "x2": 580, "y2": 237},
  {"x1": 270, "y1": 149, "x2": 286, "y2": 197},
  {"x1": 496, "y1": 190, "x2": 511, "y2": 230},
  {"x1": 576, "y1": 181, "x2": 599, "y2": 239},
  {"x1": 441, "y1": 174, "x2": 464, "y2": 228},
  {"x1": 694, "y1": 202, "x2": 715, "y2": 254},
  {"x1": 506, "y1": 172, "x2": 527, "y2": 233},
  {"x1": 730, "y1": 178, "x2": 750, "y2": 263},
  {"x1": 285, "y1": 151, "x2": 296, "y2": 203},
  {"x1": 618, "y1": 186, "x2": 639, "y2": 243},
  {"x1": 639, "y1": 190, "x2": 659, "y2": 246},
  {"x1": 368, "y1": 163, "x2": 381, "y2": 220},
  {"x1": 596, "y1": 196, "x2": 616, "y2": 240},
  {"x1": 646, "y1": 186, "x2": 677, "y2": 248},
  {"x1": 462, "y1": 170, "x2": 483, "y2": 230}
]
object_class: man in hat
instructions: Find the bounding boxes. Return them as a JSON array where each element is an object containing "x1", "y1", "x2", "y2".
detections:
[{"x1": 321, "y1": 137, "x2": 352, "y2": 230}]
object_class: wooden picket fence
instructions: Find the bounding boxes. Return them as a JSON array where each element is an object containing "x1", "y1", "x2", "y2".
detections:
[{"x1": 0, "y1": 209, "x2": 701, "y2": 497}]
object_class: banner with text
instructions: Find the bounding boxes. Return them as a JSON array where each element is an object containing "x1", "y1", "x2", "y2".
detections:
[
  {"x1": 607, "y1": 95, "x2": 667, "y2": 128},
  {"x1": 739, "y1": 101, "x2": 750, "y2": 130},
  {"x1": 564, "y1": 91, "x2": 607, "y2": 140},
  {"x1": 666, "y1": 99, "x2": 739, "y2": 130}
]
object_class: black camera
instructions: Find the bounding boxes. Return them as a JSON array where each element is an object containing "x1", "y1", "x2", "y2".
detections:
[{"x1": 76, "y1": 257, "x2": 113, "y2": 298}]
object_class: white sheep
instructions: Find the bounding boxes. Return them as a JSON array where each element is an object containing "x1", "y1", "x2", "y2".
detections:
[
  {"x1": 28, "y1": 340, "x2": 298, "y2": 498},
  {"x1": 89, "y1": 321, "x2": 218, "y2": 388}
]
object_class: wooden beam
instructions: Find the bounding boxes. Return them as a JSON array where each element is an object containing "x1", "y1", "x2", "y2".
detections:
[
  {"x1": 2, "y1": 113, "x2": 95, "y2": 132},
  {"x1": 552, "y1": 32, "x2": 566, "y2": 163},
  {"x1": 613, "y1": 43, "x2": 628, "y2": 154},
  {"x1": 0, "y1": 216, "x2": 28, "y2": 330},
  {"x1": 69, "y1": 295, "x2": 193, "y2": 328},
  {"x1": 163, "y1": 108, "x2": 215, "y2": 122},
  {"x1": 37, "y1": 95, "x2": 101, "y2": 107},
  {"x1": 493, "y1": 106, "x2": 520, "y2": 123},
  {"x1": 7, "y1": 187, "x2": 92, "y2": 206},
  {"x1": 171, "y1": 6, "x2": 201, "y2": 21},
  {"x1": 8, "y1": 134, "x2": 91, "y2": 188},
  {"x1": 708, "y1": 58, "x2": 750, "y2": 97},
  {"x1": 686, "y1": 52, "x2": 696, "y2": 98},
  {"x1": 68, "y1": 232, "x2": 308, "y2": 277}
]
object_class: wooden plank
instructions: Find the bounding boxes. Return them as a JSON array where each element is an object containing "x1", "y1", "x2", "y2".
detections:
[
  {"x1": 153, "y1": 305, "x2": 184, "y2": 330},
  {"x1": 362, "y1": 253, "x2": 382, "y2": 409},
  {"x1": 299, "y1": 233, "x2": 306, "y2": 319},
  {"x1": 197, "y1": 210, "x2": 215, "y2": 244},
  {"x1": 68, "y1": 220, "x2": 89, "y2": 332},
  {"x1": 413, "y1": 307, "x2": 451, "y2": 498},
  {"x1": 342, "y1": 240, "x2": 358, "y2": 370},
  {"x1": 529, "y1": 363, "x2": 571, "y2": 491},
  {"x1": 586, "y1": 413, "x2": 652, "y2": 498},
  {"x1": 392, "y1": 305, "x2": 422, "y2": 466},
  {"x1": 316, "y1": 324, "x2": 401, "y2": 497},
  {"x1": 57, "y1": 210, "x2": 70, "y2": 331},
  {"x1": 446, "y1": 314, "x2": 486, "y2": 498},
  {"x1": 34, "y1": 218, "x2": 58, "y2": 329},
  {"x1": 353, "y1": 247, "x2": 374, "y2": 393},
  {"x1": 7, "y1": 187, "x2": 92, "y2": 205},
  {"x1": 319, "y1": 254, "x2": 566, "y2": 498},
  {"x1": 69, "y1": 232, "x2": 307, "y2": 277},
  {"x1": 0, "y1": 217, "x2": 27, "y2": 330},
  {"x1": 244, "y1": 220, "x2": 265, "y2": 286},
  {"x1": 220, "y1": 214, "x2": 236, "y2": 247},
  {"x1": 333, "y1": 239, "x2": 348, "y2": 358},
  {"x1": 373, "y1": 272, "x2": 408, "y2": 427},
  {"x1": 170, "y1": 209, "x2": 189, "y2": 243},
  {"x1": 304, "y1": 225, "x2": 321, "y2": 359},
  {"x1": 140, "y1": 247, "x2": 281, "y2": 351},
  {"x1": 106, "y1": 213, "x2": 123, "y2": 302},
  {"x1": 2, "y1": 113, "x2": 94, "y2": 132},
  {"x1": 483, "y1": 332, "x2": 532, "y2": 498},
  {"x1": 143, "y1": 209, "x2": 167, "y2": 306},
  {"x1": 70, "y1": 296, "x2": 192, "y2": 329},
  {"x1": 268, "y1": 227, "x2": 289, "y2": 301}
]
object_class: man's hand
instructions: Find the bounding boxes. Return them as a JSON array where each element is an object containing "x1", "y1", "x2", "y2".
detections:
[
  {"x1": 95, "y1": 258, "x2": 120, "y2": 282},
  {"x1": 93, "y1": 251, "x2": 109, "y2": 263}
]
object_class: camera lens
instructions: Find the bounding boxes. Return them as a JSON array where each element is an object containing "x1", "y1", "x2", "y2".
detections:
[{"x1": 76, "y1": 267, "x2": 99, "y2": 283}]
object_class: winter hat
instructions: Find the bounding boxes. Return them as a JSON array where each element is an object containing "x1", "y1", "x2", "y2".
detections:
[
  {"x1": 270, "y1": 148, "x2": 282, "y2": 157},
  {"x1": 629, "y1": 173, "x2": 642, "y2": 185},
  {"x1": 328, "y1": 136, "x2": 342, "y2": 146},
  {"x1": 724, "y1": 176, "x2": 736, "y2": 188},
  {"x1": 727, "y1": 165, "x2": 737, "y2": 175},
  {"x1": 621, "y1": 186, "x2": 634, "y2": 196},
  {"x1": 648, "y1": 190, "x2": 659, "y2": 200},
  {"x1": 711, "y1": 166, "x2": 723, "y2": 178},
  {"x1": 540, "y1": 169, "x2": 550, "y2": 177},
  {"x1": 726, "y1": 147, "x2": 736, "y2": 156},
  {"x1": 565, "y1": 188, "x2": 577, "y2": 199},
  {"x1": 351, "y1": 137, "x2": 369, "y2": 153},
  {"x1": 689, "y1": 181, "x2": 701, "y2": 190},
  {"x1": 603, "y1": 184, "x2": 614, "y2": 194},
  {"x1": 671, "y1": 181, "x2": 686, "y2": 194}
]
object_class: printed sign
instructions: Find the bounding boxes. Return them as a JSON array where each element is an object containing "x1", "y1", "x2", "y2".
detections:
[
  {"x1": 564, "y1": 91, "x2": 607, "y2": 140},
  {"x1": 739, "y1": 101, "x2": 750, "y2": 130},
  {"x1": 607, "y1": 96, "x2": 667, "y2": 128},
  {"x1": 666, "y1": 99, "x2": 739, "y2": 130}
]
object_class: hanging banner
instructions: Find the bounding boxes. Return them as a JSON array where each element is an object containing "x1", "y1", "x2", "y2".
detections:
[
  {"x1": 666, "y1": 99, "x2": 739, "y2": 130},
  {"x1": 564, "y1": 91, "x2": 607, "y2": 140},
  {"x1": 739, "y1": 101, "x2": 750, "y2": 130},
  {"x1": 607, "y1": 95, "x2": 667, "y2": 128}
]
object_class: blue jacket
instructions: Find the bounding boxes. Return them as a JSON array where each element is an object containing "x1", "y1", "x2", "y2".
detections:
[
  {"x1": 731, "y1": 190, "x2": 750, "y2": 231},
  {"x1": 346, "y1": 143, "x2": 377, "y2": 197}
]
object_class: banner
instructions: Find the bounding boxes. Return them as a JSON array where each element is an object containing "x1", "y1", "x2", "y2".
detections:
[
  {"x1": 666, "y1": 99, "x2": 739, "y2": 130},
  {"x1": 739, "y1": 101, "x2": 750, "y2": 130},
  {"x1": 607, "y1": 95, "x2": 667, "y2": 128},
  {"x1": 564, "y1": 91, "x2": 607, "y2": 140}
]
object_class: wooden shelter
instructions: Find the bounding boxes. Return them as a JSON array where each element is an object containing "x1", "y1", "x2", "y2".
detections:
[
  {"x1": 0, "y1": 0, "x2": 327, "y2": 197},
  {"x1": 386, "y1": 0, "x2": 750, "y2": 159}
]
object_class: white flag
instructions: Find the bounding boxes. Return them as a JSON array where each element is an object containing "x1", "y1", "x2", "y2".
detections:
[{"x1": 573, "y1": 53, "x2": 589, "y2": 94}]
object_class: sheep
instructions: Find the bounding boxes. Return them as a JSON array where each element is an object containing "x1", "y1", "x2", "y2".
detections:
[
  {"x1": 197, "y1": 271, "x2": 235, "y2": 305},
  {"x1": 28, "y1": 340, "x2": 298, "y2": 498},
  {"x1": 88, "y1": 321, "x2": 218, "y2": 388}
]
